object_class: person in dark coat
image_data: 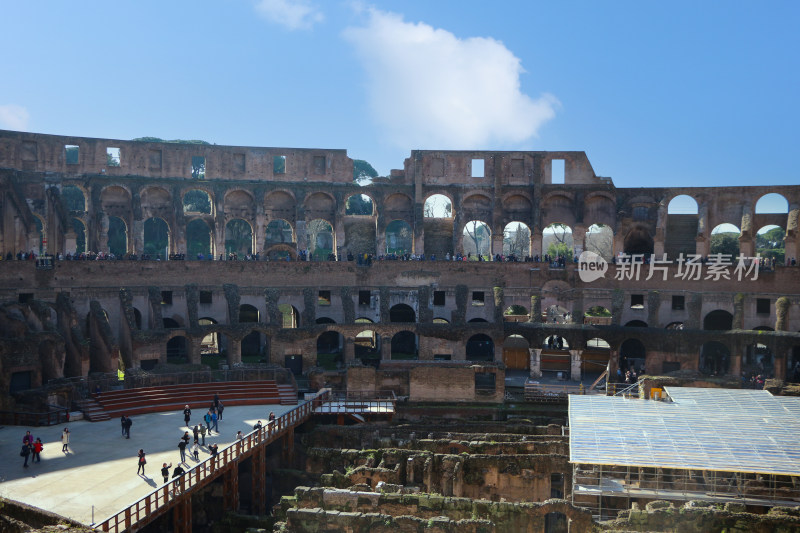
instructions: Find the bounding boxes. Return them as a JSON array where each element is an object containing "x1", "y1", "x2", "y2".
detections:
[{"x1": 183, "y1": 405, "x2": 191, "y2": 427}]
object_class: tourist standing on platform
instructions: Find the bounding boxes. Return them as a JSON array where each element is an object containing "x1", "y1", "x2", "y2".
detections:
[
  {"x1": 217, "y1": 401, "x2": 224, "y2": 420},
  {"x1": 178, "y1": 439, "x2": 187, "y2": 463},
  {"x1": 183, "y1": 405, "x2": 191, "y2": 426},
  {"x1": 120, "y1": 415, "x2": 127, "y2": 437},
  {"x1": 192, "y1": 442, "x2": 199, "y2": 461},
  {"x1": 161, "y1": 462, "x2": 172, "y2": 483},
  {"x1": 23, "y1": 430, "x2": 33, "y2": 446},
  {"x1": 137, "y1": 449, "x2": 147, "y2": 475},
  {"x1": 268, "y1": 411, "x2": 276, "y2": 424},
  {"x1": 211, "y1": 410, "x2": 219, "y2": 433},
  {"x1": 199, "y1": 424, "x2": 207, "y2": 445},
  {"x1": 203, "y1": 411, "x2": 212, "y2": 431},
  {"x1": 21, "y1": 440, "x2": 31, "y2": 468},
  {"x1": 61, "y1": 428, "x2": 70, "y2": 453},
  {"x1": 192, "y1": 425, "x2": 200, "y2": 445}
]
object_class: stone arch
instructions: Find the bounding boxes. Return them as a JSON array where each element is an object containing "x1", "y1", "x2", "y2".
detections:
[
  {"x1": 61, "y1": 185, "x2": 86, "y2": 212},
  {"x1": 279, "y1": 304, "x2": 300, "y2": 328},
  {"x1": 71, "y1": 218, "x2": 86, "y2": 254},
  {"x1": 140, "y1": 186, "x2": 172, "y2": 217},
  {"x1": 543, "y1": 223, "x2": 573, "y2": 260},
  {"x1": 384, "y1": 192, "x2": 413, "y2": 214},
  {"x1": 143, "y1": 217, "x2": 170, "y2": 259},
  {"x1": 665, "y1": 321, "x2": 684, "y2": 330},
  {"x1": 316, "y1": 317, "x2": 336, "y2": 324},
  {"x1": 225, "y1": 218, "x2": 254, "y2": 256},
  {"x1": 755, "y1": 193, "x2": 789, "y2": 214},
  {"x1": 162, "y1": 317, "x2": 181, "y2": 329},
  {"x1": 423, "y1": 194, "x2": 453, "y2": 218},
  {"x1": 585, "y1": 224, "x2": 614, "y2": 261},
  {"x1": 543, "y1": 335, "x2": 569, "y2": 351},
  {"x1": 704, "y1": 309, "x2": 733, "y2": 331},
  {"x1": 699, "y1": 341, "x2": 730, "y2": 375},
  {"x1": 502, "y1": 222, "x2": 531, "y2": 257},
  {"x1": 433, "y1": 317, "x2": 450, "y2": 324},
  {"x1": 306, "y1": 218, "x2": 335, "y2": 260},
  {"x1": 183, "y1": 189, "x2": 213, "y2": 214},
  {"x1": 710, "y1": 223, "x2": 740, "y2": 257},
  {"x1": 461, "y1": 193, "x2": 492, "y2": 216},
  {"x1": 541, "y1": 192, "x2": 576, "y2": 227},
  {"x1": 317, "y1": 331, "x2": 344, "y2": 368},
  {"x1": 391, "y1": 331, "x2": 418, "y2": 360},
  {"x1": 199, "y1": 318, "x2": 219, "y2": 354},
  {"x1": 501, "y1": 194, "x2": 533, "y2": 218},
  {"x1": 744, "y1": 342, "x2": 774, "y2": 378},
  {"x1": 623, "y1": 225, "x2": 654, "y2": 255},
  {"x1": 385, "y1": 220, "x2": 413, "y2": 255},
  {"x1": 667, "y1": 194, "x2": 699, "y2": 214},
  {"x1": 265, "y1": 219, "x2": 295, "y2": 245},
  {"x1": 468, "y1": 318, "x2": 489, "y2": 323},
  {"x1": 186, "y1": 218, "x2": 212, "y2": 258},
  {"x1": 345, "y1": 193, "x2": 375, "y2": 216},
  {"x1": 625, "y1": 320, "x2": 648, "y2": 328},
  {"x1": 756, "y1": 224, "x2": 785, "y2": 264},
  {"x1": 107, "y1": 216, "x2": 128, "y2": 256},
  {"x1": 304, "y1": 191, "x2": 336, "y2": 217},
  {"x1": 166, "y1": 335, "x2": 189, "y2": 362},
  {"x1": 264, "y1": 190, "x2": 297, "y2": 219},
  {"x1": 619, "y1": 338, "x2": 646, "y2": 372},
  {"x1": 462, "y1": 220, "x2": 491, "y2": 258},
  {"x1": 224, "y1": 189, "x2": 256, "y2": 218},
  {"x1": 100, "y1": 185, "x2": 132, "y2": 215},
  {"x1": 133, "y1": 308, "x2": 143, "y2": 330},
  {"x1": 390, "y1": 303, "x2": 415, "y2": 323},
  {"x1": 265, "y1": 244, "x2": 296, "y2": 261},
  {"x1": 466, "y1": 334, "x2": 494, "y2": 361},
  {"x1": 503, "y1": 334, "x2": 529, "y2": 369},
  {"x1": 583, "y1": 192, "x2": 616, "y2": 227},
  {"x1": 355, "y1": 329, "x2": 380, "y2": 363}
]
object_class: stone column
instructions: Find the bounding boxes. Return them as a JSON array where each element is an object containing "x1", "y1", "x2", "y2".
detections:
[
  {"x1": 254, "y1": 213, "x2": 266, "y2": 254},
  {"x1": 65, "y1": 230, "x2": 77, "y2": 254},
  {"x1": 491, "y1": 233, "x2": 504, "y2": 258},
  {"x1": 774, "y1": 348, "x2": 786, "y2": 380},
  {"x1": 531, "y1": 227, "x2": 543, "y2": 258},
  {"x1": 572, "y1": 224, "x2": 586, "y2": 257},
  {"x1": 187, "y1": 336, "x2": 201, "y2": 365},
  {"x1": 530, "y1": 348, "x2": 542, "y2": 378},
  {"x1": 344, "y1": 337, "x2": 355, "y2": 363},
  {"x1": 570, "y1": 349, "x2": 583, "y2": 381},
  {"x1": 132, "y1": 219, "x2": 144, "y2": 255},
  {"x1": 785, "y1": 205, "x2": 798, "y2": 264},
  {"x1": 334, "y1": 215, "x2": 345, "y2": 259},
  {"x1": 226, "y1": 338, "x2": 242, "y2": 366},
  {"x1": 696, "y1": 203, "x2": 709, "y2": 256},
  {"x1": 653, "y1": 203, "x2": 667, "y2": 257},
  {"x1": 381, "y1": 335, "x2": 392, "y2": 361}
]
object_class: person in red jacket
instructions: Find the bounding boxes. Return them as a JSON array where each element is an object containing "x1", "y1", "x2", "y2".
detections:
[{"x1": 32, "y1": 438, "x2": 43, "y2": 463}]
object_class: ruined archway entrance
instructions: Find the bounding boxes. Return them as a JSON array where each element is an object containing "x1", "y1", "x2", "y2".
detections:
[
  {"x1": 466, "y1": 334, "x2": 494, "y2": 361},
  {"x1": 389, "y1": 304, "x2": 415, "y2": 323},
  {"x1": 704, "y1": 310, "x2": 733, "y2": 331},
  {"x1": 699, "y1": 341, "x2": 730, "y2": 376},
  {"x1": 107, "y1": 216, "x2": 127, "y2": 256},
  {"x1": 226, "y1": 219, "x2": 253, "y2": 257},
  {"x1": 143, "y1": 217, "x2": 170, "y2": 259},
  {"x1": 166, "y1": 335, "x2": 188, "y2": 363},
  {"x1": 385, "y1": 220, "x2": 413, "y2": 256},
  {"x1": 186, "y1": 218, "x2": 212, "y2": 258},
  {"x1": 619, "y1": 338, "x2": 646, "y2": 375},
  {"x1": 317, "y1": 331, "x2": 343, "y2": 369},
  {"x1": 239, "y1": 304, "x2": 261, "y2": 358},
  {"x1": 391, "y1": 331, "x2": 418, "y2": 360},
  {"x1": 744, "y1": 343, "x2": 774, "y2": 378}
]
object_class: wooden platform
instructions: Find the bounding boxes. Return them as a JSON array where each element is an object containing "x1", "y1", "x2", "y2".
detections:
[{"x1": 90, "y1": 380, "x2": 297, "y2": 419}]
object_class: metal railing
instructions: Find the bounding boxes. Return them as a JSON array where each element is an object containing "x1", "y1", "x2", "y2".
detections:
[
  {"x1": 0, "y1": 405, "x2": 70, "y2": 427},
  {"x1": 94, "y1": 389, "x2": 330, "y2": 533}
]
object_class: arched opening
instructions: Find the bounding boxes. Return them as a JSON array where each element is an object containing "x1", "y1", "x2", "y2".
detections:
[
  {"x1": 389, "y1": 304, "x2": 415, "y2": 323},
  {"x1": 710, "y1": 223, "x2": 740, "y2": 257},
  {"x1": 543, "y1": 335, "x2": 569, "y2": 351},
  {"x1": 502, "y1": 222, "x2": 530, "y2": 258},
  {"x1": 623, "y1": 225, "x2": 654, "y2": 255},
  {"x1": 704, "y1": 310, "x2": 733, "y2": 331},
  {"x1": 355, "y1": 329, "x2": 380, "y2": 365},
  {"x1": 543, "y1": 223, "x2": 573, "y2": 261},
  {"x1": 546, "y1": 304, "x2": 570, "y2": 324},
  {"x1": 585, "y1": 224, "x2": 613, "y2": 261},
  {"x1": 699, "y1": 341, "x2": 730, "y2": 376},
  {"x1": 619, "y1": 338, "x2": 646, "y2": 375},
  {"x1": 468, "y1": 318, "x2": 488, "y2": 323},
  {"x1": 61, "y1": 185, "x2": 86, "y2": 212},
  {"x1": 423, "y1": 194, "x2": 453, "y2": 218},
  {"x1": 317, "y1": 331, "x2": 344, "y2": 369},
  {"x1": 199, "y1": 318, "x2": 219, "y2": 355},
  {"x1": 385, "y1": 220, "x2": 413, "y2": 255},
  {"x1": 665, "y1": 322, "x2": 684, "y2": 330},
  {"x1": 265, "y1": 219, "x2": 294, "y2": 245},
  {"x1": 143, "y1": 217, "x2": 170, "y2": 259},
  {"x1": 755, "y1": 193, "x2": 789, "y2": 214},
  {"x1": 544, "y1": 512, "x2": 568, "y2": 533},
  {"x1": 225, "y1": 219, "x2": 253, "y2": 256},
  {"x1": 433, "y1": 317, "x2": 449, "y2": 324},
  {"x1": 186, "y1": 219, "x2": 212, "y2": 258},
  {"x1": 107, "y1": 216, "x2": 127, "y2": 256},
  {"x1": 307, "y1": 219, "x2": 335, "y2": 260},
  {"x1": 345, "y1": 194, "x2": 374, "y2": 216},
  {"x1": 183, "y1": 189, "x2": 212, "y2": 214},
  {"x1": 625, "y1": 320, "x2": 648, "y2": 328},
  {"x1": 279, "y1": 304, "x2": 300, "y2": 328},
  {"x1": 71, "y1": 218, "x2": 86, "y2": 254},
  {"x1": 33, "y1": 216, "x2": 44, "y2": 255},
  {"x1": 756, "y1": 225, "x2": 785, "y2": 265},
  {"x1": 744, "y1": 343, "x2": 774, "y2": 378},
  {"x1": 391, "y1": 331, "x2": 418, "y2": 360},
  {"x1": 584, "y1": 337, "x2": 611, "y2": 377},
  {"x1": 133, "y1": 308, "x2": 142, "y2": 330},
  {"x1": 162, "y1": 317, "x2": 180, "y2": 329},
  {"x1": 166, "y1": 335, "x2": 188, "y2": 362},
  {"x1": 466, "y1": 334, "x2": 494, "y2": 361},
  {"x1": 667, "y1": 195, "x2": 698, "y2": 214},
  {"x1": 239, "y1": 304, "x2": 261, "y2": 358},
  {"x1": 462, "y1": 220, "x2": 491, "y2": 259},
  {"x1": 503, "y1": 335, "x2": 529, "y2": 369}
]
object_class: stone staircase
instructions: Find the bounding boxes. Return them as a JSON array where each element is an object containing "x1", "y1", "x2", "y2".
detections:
[
  {"x1": 84, "y1": 380, "x2": 297, "y2": 420},
  {"x1": 76, "y1": 397, "x2": 111, "y2": 422}
]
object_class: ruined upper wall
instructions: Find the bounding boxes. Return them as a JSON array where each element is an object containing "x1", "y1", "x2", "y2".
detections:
[
  {"x1": 401, "y1": 149, "x2": 607, "y2": 186},
  {"x1": 0, "y1": 130, "x2": 354, "y2": 183}
]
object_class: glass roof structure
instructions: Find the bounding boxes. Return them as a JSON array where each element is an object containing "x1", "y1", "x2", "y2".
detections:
[{"x1": 569, "y1": 387, "x2": 800, "y2": 476}]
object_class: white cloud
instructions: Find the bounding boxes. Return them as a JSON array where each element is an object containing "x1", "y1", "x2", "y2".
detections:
[
  {"x1": 255, "y1": 0, "x2": 323, "y2": 30},
  {"x1": 0, "y1": 104, "x2": 30, "y2": 131},
  {"x1": 343, "y1": 9, "x2": 558, "y2": 149}
]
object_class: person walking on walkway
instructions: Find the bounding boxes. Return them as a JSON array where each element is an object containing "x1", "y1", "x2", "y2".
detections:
[
  {"x1": 217, "y1": 401, "x2": 224, "y2": 421},
  {"x1": 192, "y1": 425, "x2": 199, "y2": 445},
  {"x1": 211, "y1": 410, "x2": 219, "y2": 433},
  {"x1": 213, "y1": 392, "x2": 220, "y2": 410},
  {"x1": 137, "y1": 449, "x2": 147, "y2": 476},
  {"x1": 203, "y1": 411, "x2": 212, "y2": 431},
  {"x1": 192, "y1": 442, "x2": 199, "y2": 461},
  {"x1": 178, "y1": 439, "x2": 187, "y2": 463},
  {"x1": 61, "y1": 428, "x2": 70, "y2": 453},
  {"x1": 125, "y1": 416, "x2": 133, "y2": 439},
  {"x1": 183, "y1": 405, "x2": 191, "y2": 427},
  {"x1": 21, "y1": 441, "x2": 31, "y2": 468},
  {"x1": 120, "y1": 415, "x2": 127, "y2": 437},
  {"x1": 199, "y1": 423, "x2": 207, "y2": 445},
  {"x1": 161, "y1": 462, "x2": 172, "y2": 483}
]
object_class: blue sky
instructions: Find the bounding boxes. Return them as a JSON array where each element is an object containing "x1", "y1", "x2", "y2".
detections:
[{"x1": 1, "y1": 1, "x2": 798, "y2": 188}]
